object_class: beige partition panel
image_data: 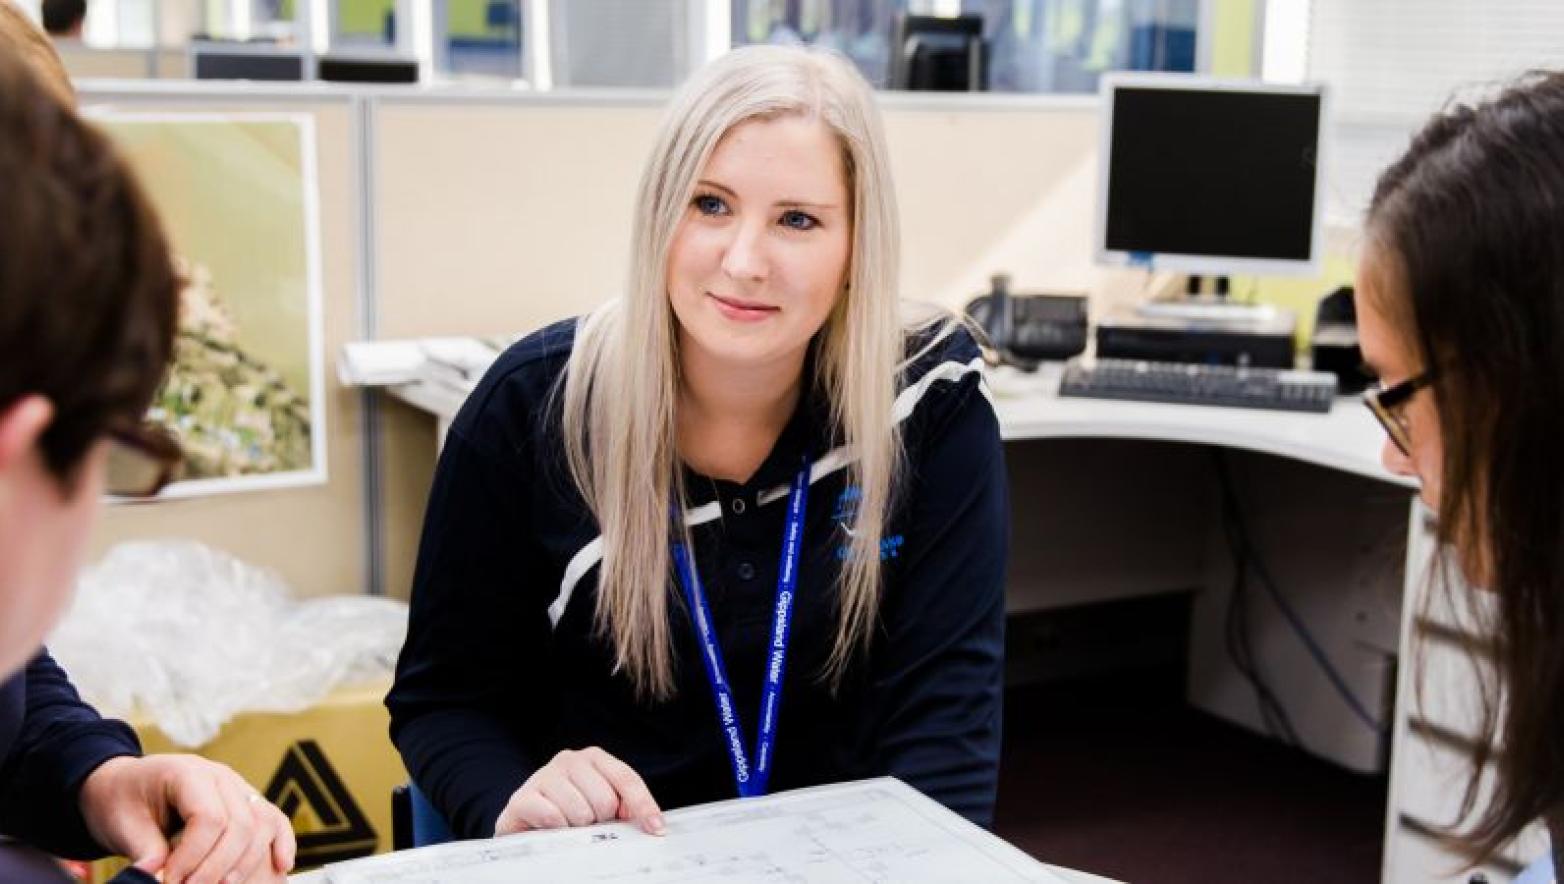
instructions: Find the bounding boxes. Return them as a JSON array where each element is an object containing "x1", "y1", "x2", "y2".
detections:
[
  {"x1": 58, "y1": 46, "x2": 191, "y2": 81},
  {"x1": 79, "y1": 86, "x2": 367, "y2": 599},
  {"x1": 155, "y1": 48, "x2": 189, "y2": 79},
  {"x1": 881, "y1": 100, "x2": 1100, "y2": 309},
  {"x1": 368, "y1": 93, "x2": 1106, "y2": 597},
  {"x1": 373, "y1": 97, "x2": 665, "y2": 339},
  {"x1": 371, "y1": 95, "x2": 664, "y2": 598},
  {"x1": 372, "y1": 94, "x2": 1100, "y2": 333},
  {"x1": 59, "y1": 46, "x2": 156, "y2": 80}
]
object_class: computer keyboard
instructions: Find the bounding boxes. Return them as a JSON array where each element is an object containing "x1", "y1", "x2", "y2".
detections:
[{"x1": 1058, "y1": 358, "x2": 1338, "y2": 413}]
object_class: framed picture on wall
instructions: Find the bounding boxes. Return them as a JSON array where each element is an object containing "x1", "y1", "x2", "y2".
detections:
[{"x1": 90, "y1": 112, "x2": 327, "y2": 498}]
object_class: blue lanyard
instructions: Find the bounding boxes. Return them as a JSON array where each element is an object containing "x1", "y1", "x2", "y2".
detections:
[{"x1": 671, "y1": 456, "x2": 811, "y2": 798}]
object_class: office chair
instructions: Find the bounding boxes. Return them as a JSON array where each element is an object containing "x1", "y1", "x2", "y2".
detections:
[{"x1": 390, "y1": 781, "x2": 455, "y2": 849}]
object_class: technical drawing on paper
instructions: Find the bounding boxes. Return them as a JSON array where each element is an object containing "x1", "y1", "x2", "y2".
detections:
[{"x1": 316, "y1": 778, "x2": 1082, "y2": 884}]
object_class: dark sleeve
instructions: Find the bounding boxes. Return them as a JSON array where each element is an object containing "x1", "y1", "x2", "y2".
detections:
[
  {"x1": 385, "y1": 414, "x2": 555, "y2": 840},
  {"x1": 0, "y1": 651, "x2": 141, "y2": 859},
  {"x1": 869, "y1": 374, "x2": 1008, "y2": 828}
]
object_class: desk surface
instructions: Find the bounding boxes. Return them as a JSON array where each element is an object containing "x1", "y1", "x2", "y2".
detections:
[
  {"x1": 360, "y1": 343, "x2": 1412, "y2": 491},
  {"x1": 988, "y1": 365, "x2": 1413, "y2": 488}
]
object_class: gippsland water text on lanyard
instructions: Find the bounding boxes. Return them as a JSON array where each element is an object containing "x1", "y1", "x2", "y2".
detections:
[{"x1": 671, "y1": 456, "x2": 811, "y2": 798}]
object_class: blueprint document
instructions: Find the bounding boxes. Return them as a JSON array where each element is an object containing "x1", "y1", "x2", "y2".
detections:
[{"x1": 313, "y1": 778, "x2": 1101, "y2": 884}]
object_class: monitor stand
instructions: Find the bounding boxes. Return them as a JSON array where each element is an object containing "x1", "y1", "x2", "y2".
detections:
[
  {"x1": 1135, "y1": 275, "x2": 1277, "y2": 324},
  {"x1": 1136, "y1": 298, "x2": 1279, "y2": 324}
]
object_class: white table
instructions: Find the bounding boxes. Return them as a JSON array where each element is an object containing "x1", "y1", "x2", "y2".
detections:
[{"x1": 987, "y1": 363, "x2": 1397, "y2": 481}]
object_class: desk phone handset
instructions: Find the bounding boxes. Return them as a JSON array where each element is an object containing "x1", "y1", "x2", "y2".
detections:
[{"x1": 964, "y1": 274, "x2": 1089, "y2": 369}]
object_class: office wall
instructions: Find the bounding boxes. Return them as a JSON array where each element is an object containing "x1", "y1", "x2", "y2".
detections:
[
  {"x1": 78, "y1": 87, "x2": 368, "y2": 599},
  {"x1": 371, "y1": 93, "x2": 1101, "y2": 337},
  {"x1": 64, "y1": 85, "x2": 1210, "y2": 602},
  {"x1": 883, "y1": 99, "x2": 1100, "y2": 307},
  {"x1": 367, "y1": 92, "x2": 1111, "y2": 598},
  {"x1": 58, "y1": 45, "x2": 153, "y2": 79},
  {"x1": 372, "y1": 97, "x2": 665, "y2": 338}
]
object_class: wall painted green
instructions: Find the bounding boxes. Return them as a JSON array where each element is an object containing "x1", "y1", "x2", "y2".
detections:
[
  {"x1": 337, "y1": 0, "x2": 394, "y2": 36},
  {"x1": 447, "y1": 0, "x2": 511, "y2": 38},
  {"x1": 335, "y1": 0, "x2": 504, "y2": 41},
  {"x1": 1209, "y1": 0, "x2": 1256, "y2": 78}
]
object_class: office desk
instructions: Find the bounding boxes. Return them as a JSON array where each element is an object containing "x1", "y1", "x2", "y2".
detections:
[
  {"x1": 361, "y1": 354, "x2": 1482, "y2": 883},
  {"x1": 988, "y1": 364, "x2": 1393, "y2": 480},
  {"x1": 988, "y1": 366, "x2": 1524, "y2": 884},
  {"x1": 986, "y1": 363, "x2": 1410, "y2": 758}
]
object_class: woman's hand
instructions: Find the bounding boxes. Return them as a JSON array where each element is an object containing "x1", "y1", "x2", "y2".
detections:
[
  {"x1": 78, "y1": 754, "x2": 295, "y2": 884},
  {"x1": 494, "y1": 747, "x2": 665, "y2": 837}
]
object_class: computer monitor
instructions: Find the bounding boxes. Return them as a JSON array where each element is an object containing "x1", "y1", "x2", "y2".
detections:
[
  {"x1": 318, "y1": 55, "x2": 419, "y2": 83},
  {"x1": 1095, "y1": 74, "x2": 1327, "y2": 277},
  {"x1": 190, "y1": 42, "x2": 305, "y2": 82},
  {"x1": 889, "y1": 14, "x2": 986, "y2": 92}
]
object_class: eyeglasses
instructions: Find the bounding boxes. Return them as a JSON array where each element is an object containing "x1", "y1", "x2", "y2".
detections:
[
  {"x1": 1362, "y1": 370, "x2": 1435, "y2": 457},
  {"x1": 104, "y1": 422, "x2": 183, "y2": 498}
]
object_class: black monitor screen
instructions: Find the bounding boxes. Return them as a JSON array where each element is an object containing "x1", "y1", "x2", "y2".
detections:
[
  {"x1": 319, "y1": 56, "x2": 419, "y2": 83},
  {"x1": 1104, "y1": 86, "x2": 1320, "y2": 262},
  {"x1": 194, "y1": 52, "x2": 304, "y2": 81}
]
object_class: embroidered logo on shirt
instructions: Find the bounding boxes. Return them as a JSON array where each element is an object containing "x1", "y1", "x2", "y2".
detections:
[
  {"x1": 832, "y1": 485, "x2": 862, "y2": 534},
  {"x1": 833, "y1": 486, "x2": 904, "y2": 561}
]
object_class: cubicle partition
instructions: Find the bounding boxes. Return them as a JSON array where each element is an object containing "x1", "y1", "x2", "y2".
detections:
[
  {"x1": 59, "y1": 45, "x2": 187, "y2": 80},
  {"x1": 75, "y1": 80, "x2": 1109, "y2": 606},
  {"x1": 79, "y1": 83, "x2": 369, "y2": 599},
  {"x1": 363, "y1": 88, "x2": 1104, "y2": 601}
]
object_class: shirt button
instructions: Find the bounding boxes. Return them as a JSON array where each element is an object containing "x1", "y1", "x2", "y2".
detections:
[
  {"x1": 731, "y1": 497, "x2": 746, "y2": 515},
  {"x1": 737, "y1": 562, "x2": 756, "y2": 581}
]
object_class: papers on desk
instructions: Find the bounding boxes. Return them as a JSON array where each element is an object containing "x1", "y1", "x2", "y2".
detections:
[
  {"x1": 338, "y1": 337, "x2": 509, "y2": 392},
  {"x1": 306, "y1": 778, "x2": 1102, "y2": 884}
]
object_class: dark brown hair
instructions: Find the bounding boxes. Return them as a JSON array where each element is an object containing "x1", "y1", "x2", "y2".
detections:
[
  {"x1": 41, "y1": 0, "x2": 86, "y2": 36},
  {"x1": 0, "y1": 48, "x2": 179, "y2": 486},
  {"x1": 1366, "y1": 71, "x2": 1564, "y2": 863}
]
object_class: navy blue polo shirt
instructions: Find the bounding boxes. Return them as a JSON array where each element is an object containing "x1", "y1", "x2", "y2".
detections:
[
  {"x1": 0, "y1": 650, "x2": 142, "y2": 859},
  {"x1": 387, "y1": 318, "x2": 1008, "y2": 840}
]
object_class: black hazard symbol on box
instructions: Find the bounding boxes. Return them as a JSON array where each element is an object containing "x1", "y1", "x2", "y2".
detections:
[{"x1": 264, "y1": 739, "x2": 378, "y2": 867}]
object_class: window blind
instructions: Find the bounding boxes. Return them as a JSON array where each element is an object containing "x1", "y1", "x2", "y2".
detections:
[{"x1": 1303, "y1": 0, "x2": 1564, "y2": 223}]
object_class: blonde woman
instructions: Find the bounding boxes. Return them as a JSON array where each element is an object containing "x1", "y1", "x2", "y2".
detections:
[{"x1": 388, "y1": 45, "x2": 1009, "y2": 840}]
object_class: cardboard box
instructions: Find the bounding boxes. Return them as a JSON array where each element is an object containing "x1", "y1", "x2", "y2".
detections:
[{"x1": 87, "y1": 677, "x2": 405, "y2": 880}]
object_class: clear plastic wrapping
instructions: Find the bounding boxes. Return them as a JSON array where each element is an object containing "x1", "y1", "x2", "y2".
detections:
[{"x1": 49, "y1": 540, "x2": 407, "y2": 748}]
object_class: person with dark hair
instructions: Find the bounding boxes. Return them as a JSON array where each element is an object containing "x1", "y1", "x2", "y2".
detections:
[
  {"x1": 1356, "y1": 70, "x2": 1564, "y2": 877},
  {"x1": 0, "y1": 26, "x2": 295, "y2": 884},
  {"x1": 40, "y1": 0, "x2": 85, "y2": 39}
]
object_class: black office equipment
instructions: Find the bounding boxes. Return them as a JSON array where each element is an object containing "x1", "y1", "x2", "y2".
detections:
[
  {"x1": 890, "y1": 14, "x2": 986, "y2": 91},
  {"x1": 1095, "y1": 75, "x2": 1327, "y2": 279},
  {"x1": 318, "y1": 55, "x2": 419, "y2": 83},
  {"x1": 965, "y1": 275, "x2": 1088, "y2": 365},
  {"x1": 1059, "y1": 358, "x2": 1337, "y2": 413},
  {"x1": 1095, "y1": 309, "x2": 1297, "y2": 369},
  {"x1": 1311, "y1": 285, "x2": 1373, "y2": 394},
  {"x1": 190, "y1": 44, "x2": 305, "y2": 81}
]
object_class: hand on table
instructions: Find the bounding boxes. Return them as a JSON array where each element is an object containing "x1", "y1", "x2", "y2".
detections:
[
  {"x1": 79, "y1": 754, "x2": 296, "y2": 884},
  {"x1": 494, "y1": 747, "x2": 665, "y2": 837}
]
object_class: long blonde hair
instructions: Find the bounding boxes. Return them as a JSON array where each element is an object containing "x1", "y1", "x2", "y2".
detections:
[{"x1": 560, "y1": 45, "x2": 905, "y2": 700}]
